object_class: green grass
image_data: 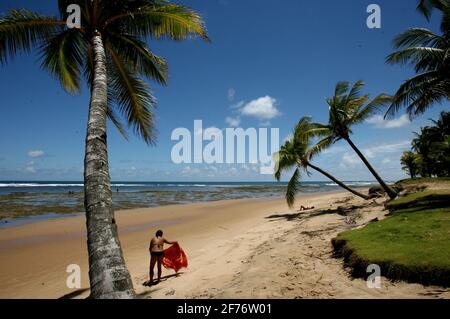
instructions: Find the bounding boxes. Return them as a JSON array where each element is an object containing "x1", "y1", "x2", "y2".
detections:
[
  {"x1": 396, "y1": 177, "x2": 450, "y2": 186},
  {"x1": 386, "y1": 190, "x2": 450, "y2": 212},
  {"x1": 332, "y1": 190, "x2": 450, "y2": 287}
]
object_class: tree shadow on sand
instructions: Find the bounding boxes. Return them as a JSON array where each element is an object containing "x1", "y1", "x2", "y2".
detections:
[
  {"x1": 142, "y1": 272, "x2": 184, "y2": 287},
  {"x1": 138, "y1": 272, "x2": 184, "y2": 298},
  {"x1": 58, "y1": 288, "x2": 90, "y2": 299},
  {"x1": 266, "y1": 203, "x2": 376, "y2": 222}
]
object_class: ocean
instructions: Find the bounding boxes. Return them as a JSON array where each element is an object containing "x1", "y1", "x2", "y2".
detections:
[{"x1": 0, "y1": 181, "x2": 376, "y2": 228}]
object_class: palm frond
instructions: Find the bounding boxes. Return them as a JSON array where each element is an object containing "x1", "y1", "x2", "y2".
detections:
[
  {"x1": 391, "y1": 28, "x2": 446, "y2": 49},
  {"x1": 386, "y1": 47, "x2": 445, "y2": 72},
  {"x1": 307, "y1": 136, "x2": 333, "y2": 160},
  {"x1": 274, "y1": 139, "x2": 299, "y2": 181},
  {"x1": 107, "y1": 44, "x2": 157, "y2": 144},
  {"x1": 417, "y1": 0, "x2": 448, "y2": 20},
  {"x1": 334, "y1": 81, "x2": 349, "y2": 97},
  {"x1": 385, "y1": 71, "x2": 447, "y2": 118},
  {"x1": 345, "y1": 80, "x2": 365, "y2": 102},
  {"x1": 285, "y1": 168, "x2": 300, "y2": 209},
  {"x1": 107, "y1": 33, "x2": 168, "y2": 85},
  {"x1": 352, "y1": 94, "x2": 392, "y2": 123},
  {"x1": 104, "y1": 2, "x2": 208, "y2": 41},
  {"x1": 39, "y1": 29, "x2": 85, "y2": 94},
  {"x1": 106, "y1": 104, "x2": 129, "y2": 141},
  {"x1": 0, "y1": 9, "x2": 64, "y2": 64}
]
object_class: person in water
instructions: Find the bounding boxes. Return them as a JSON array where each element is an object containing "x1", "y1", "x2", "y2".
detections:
[{"x1": 149, "y1": 229, "x2": 177, "y2": 284}]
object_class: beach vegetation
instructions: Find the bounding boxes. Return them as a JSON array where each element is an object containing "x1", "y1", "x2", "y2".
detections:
[
  {"x1": 333, "y1": 185, "x2": 450, "y2": 287},
  {"x1": 400, "y1": 151, "x2": 421, "y2": 178},
  {"x1": 400, "y1": 111, "x2": 450, "y2": 179}
]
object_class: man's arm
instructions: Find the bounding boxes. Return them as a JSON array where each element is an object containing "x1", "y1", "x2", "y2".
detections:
[{"x1": 164, "y1": 238, "x2": 177, "y2": 245}]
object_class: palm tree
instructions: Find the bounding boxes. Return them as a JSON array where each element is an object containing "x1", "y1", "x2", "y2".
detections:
[
  {"x1": 412, "y1": 114, "x2": 450, "y2": 177},
  {"x1": 401, "y1": 151, "x2": 420, "y2": 178},
  {"x1": 275, "y1": 117, "x2": 369, "y2": 208},
  {"x1": 0, "y1": 0, "x2": 207, "y2": 298},
  {"x1": 315, "y1": 81, "x2": 398, "y2": 200},
  {"x1": 412, "y1": 128, "x2": 435, "y2": 177},
  {"x1": 385, "y1": 0, "x2": 450, "y2": 118}
]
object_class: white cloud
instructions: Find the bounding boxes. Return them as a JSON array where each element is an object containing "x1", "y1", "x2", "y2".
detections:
[
  {"x1": 230, "y1": 100, "x2": 245, "y2": 109},
  {"x1": 225, "y1": 116, "x2": 241, "y2": 127},
  {"x1": 363, "y1": 141, "x2": 411, "y2": 158},
  {"x1": 341, "y1": 153, "x2": 361, "y2": 167},
  {"x1": 337, "y1": 141, "x2": 411, "y2": 170},
  {"x1": 24, "y1": 161, "x2": 36, "y2": 173},
  {"x1": 322, "y1": 145, "x2": 347, "y2": 155},
  {"x1": 240, "y1": 96, "x2": 281, "y2": 121},
  {"x1": 28, "y1": 150, "x2": 45, "y2": 158},
  {"x1": 366, "y1": 114, "x2": 410, "y2": 129},
  {"x1": 228, "y1": 88, "x2": 235, "y2": 102}
]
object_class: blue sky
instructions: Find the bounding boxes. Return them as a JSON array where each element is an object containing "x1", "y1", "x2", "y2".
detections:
[{"x1": 0, "y1": 0, "x2": 448, "y2": 182}]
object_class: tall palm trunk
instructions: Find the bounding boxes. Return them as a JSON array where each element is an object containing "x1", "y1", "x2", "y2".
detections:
[
  {"x1": 84, "y1": 33, "x2": 136, "y2": 299},
  {"x1": 344, "y1": 136, "x2": 397, "y2": 200},
  {"x1": 306, "y1": 162, "x2": 369, "y2": 200}
]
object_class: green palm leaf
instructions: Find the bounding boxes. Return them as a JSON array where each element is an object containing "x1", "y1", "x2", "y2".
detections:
[
  {"x1": 40, "y1": 29, "x2": 85, "y2": 94},
  {"x1": 0, "y1": 9, "x2": 64, "y2": 64},
  {"x1": 107, "y1": 33, "x2": 168, "y2": 85},
  {"x1": 107, "y1": 44, "x2": 157, "y2": 144},
  {"x1": 105, "y1": 2, "x2": 208, "y2": 41},
  {"x1": 285, "y1": 168, "x2": 300, "y2": 209}
]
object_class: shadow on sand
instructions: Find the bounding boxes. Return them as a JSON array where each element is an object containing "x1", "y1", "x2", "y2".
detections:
[
  {"x1": 58, "y1": 288, "x2": 90, "y2": 299},
  {"x1": 138, "y1": 272, "x2": 184, "y2": 298},
  {"x1": 265, "y1": 203, "x2": 375, "y2": 222},
  {"x1": 142, "y1": 272, "x2": 184, "y2": 287}
]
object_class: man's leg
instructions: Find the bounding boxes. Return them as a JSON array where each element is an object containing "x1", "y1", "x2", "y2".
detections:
[
  {"x1": 157, "y1": 256, "x2": 162, "y2": 282},
  {"x1": 150, "y1": 255, "x2": 157, "y2": 283}
]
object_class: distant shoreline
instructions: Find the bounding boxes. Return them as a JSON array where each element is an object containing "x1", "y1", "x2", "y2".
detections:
[{"x1": 0, "y1": 181, "x2": 374, "y2": 226}]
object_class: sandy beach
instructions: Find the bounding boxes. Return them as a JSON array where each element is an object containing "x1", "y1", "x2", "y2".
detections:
[{"x1": 0, "y1": 191, "x2": 448, "y2": 299}]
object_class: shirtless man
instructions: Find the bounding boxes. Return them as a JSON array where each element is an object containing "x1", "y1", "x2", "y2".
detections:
[{"x1": 149, "y1": 229, "x2": 177, "y2": 284}]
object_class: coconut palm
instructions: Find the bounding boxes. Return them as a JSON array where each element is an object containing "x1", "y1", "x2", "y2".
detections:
[
  {"x1": 0, "y1": 0, "x2": 207, "y2": 298},
  {"x1": 412, "y1": 128, "x2": 436, "y2": 177},
  {"x1": 275, "y1": 117, "x2": 369, "y2": 208},
  {"x1": 386, "y1": 0, "x2": 450, "y2": 118},
  {"x1": 314, "y1": 81, "x2": 398, "y2": 200},
  {"x1": 411, "y1": 114, "x2": 450, "y2": 177},
  {"x1": 401, "y1": 151, "x2": 420, "y2": 178}
]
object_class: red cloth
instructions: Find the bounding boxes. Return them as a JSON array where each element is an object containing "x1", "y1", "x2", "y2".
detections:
[{"x1": 162, "y1": 243, "x2": 188, "y2": 273}]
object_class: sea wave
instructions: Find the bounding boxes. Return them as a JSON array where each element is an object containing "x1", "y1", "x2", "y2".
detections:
[
  {"x1": 325, "y1": 182, "x2": 376, "y2": 187},
  {"x1": 0, "y1": 183, "x2": 84, "y2": 187},
  {"x1": 0, "y1": 183, "x2": 146, "y2": 187}
]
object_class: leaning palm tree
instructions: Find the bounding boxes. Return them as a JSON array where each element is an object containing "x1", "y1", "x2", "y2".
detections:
[
  {"x1": 386, "y1": 0, "x2": 450, "y2": 118},
  {"x1": 275, "y1": 117, "x2": 369, "y2": 208},
  {"x1": 315, "y1": 81, "x2": 398, "y2": 200},
  {"x1": 0, "y1": 0, "x2": 207, "y2": 298}
]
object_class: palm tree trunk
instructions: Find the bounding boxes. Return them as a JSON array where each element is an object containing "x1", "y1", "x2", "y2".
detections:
[
  {"x1": 307, "y1": 163, "x2": 369, "y2": 200},
  {"x1": 344, "y1": 136, "x2": 397, "y2": 200},
  {"x1": 84, "y1": 33, "x2": 136, "y2": 299}
]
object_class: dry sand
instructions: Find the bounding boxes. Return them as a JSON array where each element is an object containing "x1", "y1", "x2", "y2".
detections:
[{"x1": 0, "y1": 191, "x2": 448, "y2": 299}]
